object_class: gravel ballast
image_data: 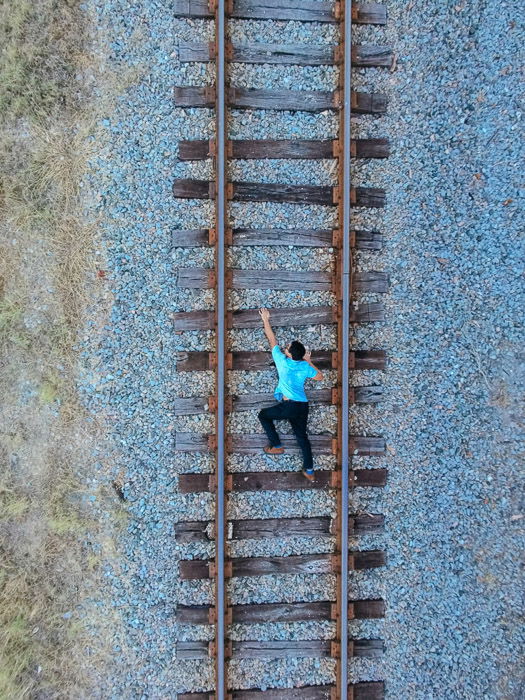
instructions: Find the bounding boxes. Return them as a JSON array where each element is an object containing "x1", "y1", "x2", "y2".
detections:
[
  {"x1": 351, "y1": 1, "x2": 524, "y2": 697},
  {"x1": 83, "y1": 0, "x2": 524, "y2": 697}
]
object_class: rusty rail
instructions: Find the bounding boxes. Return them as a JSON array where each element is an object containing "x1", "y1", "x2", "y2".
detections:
[
  {"x1": 211, "y1": 0, "x2": 228, "y2": 697},
  {"x1": 335, "y1": 1, "x2": 353, "y2": 697}
]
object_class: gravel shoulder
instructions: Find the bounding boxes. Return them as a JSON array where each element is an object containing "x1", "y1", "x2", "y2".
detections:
[{"x1": 357, "y1": 2, "x2": 525, "y2": 697}]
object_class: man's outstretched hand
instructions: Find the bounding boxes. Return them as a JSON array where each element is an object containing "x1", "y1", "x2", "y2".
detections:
[
  {"x1": 259, "y1": 307, "x2": 270, "y2": 323},
  {"x1": 259, "y1": 307, "x2": 277, "y2": 348}
]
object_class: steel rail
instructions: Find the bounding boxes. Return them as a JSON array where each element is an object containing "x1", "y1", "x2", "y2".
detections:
[
  {"x1": 214, "y1": 0, "x2": 227, "y2": 697},
  {"x1": 339, "y1": 0, "x2": 353, "y2": 697}
]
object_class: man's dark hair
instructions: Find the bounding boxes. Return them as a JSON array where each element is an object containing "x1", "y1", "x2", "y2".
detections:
[{"x1": 289, "y1": 340, "x2": 306, "y2": 361}]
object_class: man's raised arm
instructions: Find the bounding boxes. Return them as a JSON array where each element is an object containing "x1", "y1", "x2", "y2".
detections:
[{"x1": 259, "y1": 307, "x2": 277, "y2": 349}]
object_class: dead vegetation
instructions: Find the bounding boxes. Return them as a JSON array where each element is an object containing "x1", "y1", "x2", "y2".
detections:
[{"x1": 0, "y1": 0, "x2": 116, "y2": 696}]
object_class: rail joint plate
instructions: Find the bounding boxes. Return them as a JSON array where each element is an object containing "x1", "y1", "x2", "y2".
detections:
[
  {"x1": 210, "y1": 395, "x2": 232, "y2": 412},
  {"x1": 330, "y1": 471, "x2": 341, "y2": 488},
  {"x1": 208, "y1": 473, "x2": 233, "y2": 491},
  {"x1": 331, "y1": 554, "x2": 342, "y2": 573},
  {"x1": 208, "y1": 606, "x2": 233, "y2": 624},
  {"x1": 209, "y1": 560, "x2": 233, "y2": 578},
  {"x1": 209, "y1": 640, "x2": 233, "y2": 658},
  {"x1": 204, "y1": 85, "x2": 216, "y2": 102}
]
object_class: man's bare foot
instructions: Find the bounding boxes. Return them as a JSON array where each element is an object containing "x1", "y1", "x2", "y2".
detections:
[
  {"x1": 302, "y1": 470, "x2": 315, "y2": 481},
  {"x1": 263, "y1": 445, "x2": 284, "y2": 455}
]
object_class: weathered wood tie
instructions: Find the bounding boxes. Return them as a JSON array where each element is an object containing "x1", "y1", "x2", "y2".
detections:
[
  {"x1": 176, "y1": 598, "x2": 385, "y2": 624},
  {"x1": 173, "y1": 228, "x2": 384, "y2": 248},
  {"x1": 177, "y1": 139, "x2": 390, "y2": 161},
  {"x1": 177, "y1": 638, "x2": 384, "y2": 659},
  {"x1": 174, "y1": 385, "x2": 383, "y2": 415},
  {"x1": 172, "y1": 179, "x2": 386, "y2": 207},
  {"x1": 175, "y1": 513, "x2": 385, "y2": 542},
  {"x1": 173, "y1": 303, "x2": 385, "y2": 331},
  {"x1": 173, "y1": 1, "x2": 387, "y2": 24},
  {"x1": 179, "y1": 681, "x2": 384, "y2": 699},
  {"x1": 174, "y1": 268, "x2": 389, "y2": 292},
  {"x1": 174, "y1": 86, "x2": 386, "y2": 114},
  {"x1": 177, "y1": 41, "x2": 393, "y2": 68},
  {"x1": 181, "y1": 550, "x2": 385, "y2": 579},
  {"x1": 175, "y1": 349, "x2": 387, "y2": 372},
  {"x1": 175, "y1": 432, "x2": 385, "y2": 455},
  {"x1": 178, "y1": 469, "x2": 388, "y2": 494}
]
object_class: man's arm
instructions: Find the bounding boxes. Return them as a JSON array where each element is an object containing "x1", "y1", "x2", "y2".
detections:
[
  {"x1": 304, "y1": 349, "x2": 324, "y2": 381},
  {"x1": 259, "y1": 307, "x2": 277, "y2": 349}
]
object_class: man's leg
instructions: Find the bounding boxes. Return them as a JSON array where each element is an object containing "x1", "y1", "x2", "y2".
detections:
[
  {"x1": 258, "y1": 402, "x2": 288, "y2": 450},
  {"x1": 288, "y1": 402, "x2": 314, "y2": 475}
]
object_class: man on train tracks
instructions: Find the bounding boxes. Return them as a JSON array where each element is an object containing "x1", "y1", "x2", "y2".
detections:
[{"x1": 258, "y1": 307, "x2": 324, "y2": 481}]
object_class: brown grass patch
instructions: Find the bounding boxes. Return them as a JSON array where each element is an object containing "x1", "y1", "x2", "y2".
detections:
[{"x1": 0, "y1": 0, "x2": 119, "y2": 696}]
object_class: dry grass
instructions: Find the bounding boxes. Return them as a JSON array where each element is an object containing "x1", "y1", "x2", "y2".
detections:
[{"x1": 0, "y1": 0, "x2": 118, "y2": 696}]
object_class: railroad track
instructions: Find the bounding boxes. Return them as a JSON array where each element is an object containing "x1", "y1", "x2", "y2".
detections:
[{"x1": 172, "y1": 1, "x2": 390, "y2": 697}]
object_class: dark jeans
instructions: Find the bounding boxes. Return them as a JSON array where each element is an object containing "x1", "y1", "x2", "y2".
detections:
[{"x1": 258, "y1": 400, "x2": 313, "y2": 471}]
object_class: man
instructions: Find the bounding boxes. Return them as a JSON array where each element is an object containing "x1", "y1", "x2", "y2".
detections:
[{"x1": 258, "y1": 307, "x2": 324, "y2": 481}]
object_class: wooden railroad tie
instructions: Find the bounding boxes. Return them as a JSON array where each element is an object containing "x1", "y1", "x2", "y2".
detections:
[
  {"x1": 174, "y1": 432, "x2": 385, "y2": 455},
  {"x1": 177, "y1": 41, "x2": 393, "y2": 68},
  {"x1": 179, "y1": 551, "x2": 386, "y2": 580},
  {"x1": 174, "y1": 267, "x2": 389, "y2": 292},
  {"x1": 172, "y1": 178, "x2": 386, "y2": 207},
  {"x1": 174, "y1": 86, "x2": 386, "y2": 113},
  {"x1": 173, "y1": 0, "x2": 388, "y2": 25},
  {"x1": 176, "y1": 599, "x2": 385, "y2": 624},
  {"x1": 178, "y1": 468, "x2": 387, "y2": 494},
  {"x1": 173, "y1": 386, "x2": 383, "y2": 415},
  {"x1": 175, "y1": 513, "x2": 385, "y2": 542},
  {"x1": 177, "y1": 139, "x2": 390, "y2": 161},
  {"x1": 176, "y1": 638, "x2": 384, "y2": 660},
  {"x1": 173, "y1": 303, "x2": 385, "y2": 331},
  {"x1": 178, "y1": 681, "x2": 385, "y2": 699},
  {"x1": 172, "y1": 227, "x2": 384, "y2": 249}
]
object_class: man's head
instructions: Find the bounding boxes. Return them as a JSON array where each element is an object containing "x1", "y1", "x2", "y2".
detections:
[{"x1": 285, "y1": 340, "x2": 306, "y2": 361}]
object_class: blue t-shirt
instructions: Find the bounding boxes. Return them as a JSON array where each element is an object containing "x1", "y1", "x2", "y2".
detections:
[{"x1": 272, "y1": 346, "x2": 317, "y2": 402}]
